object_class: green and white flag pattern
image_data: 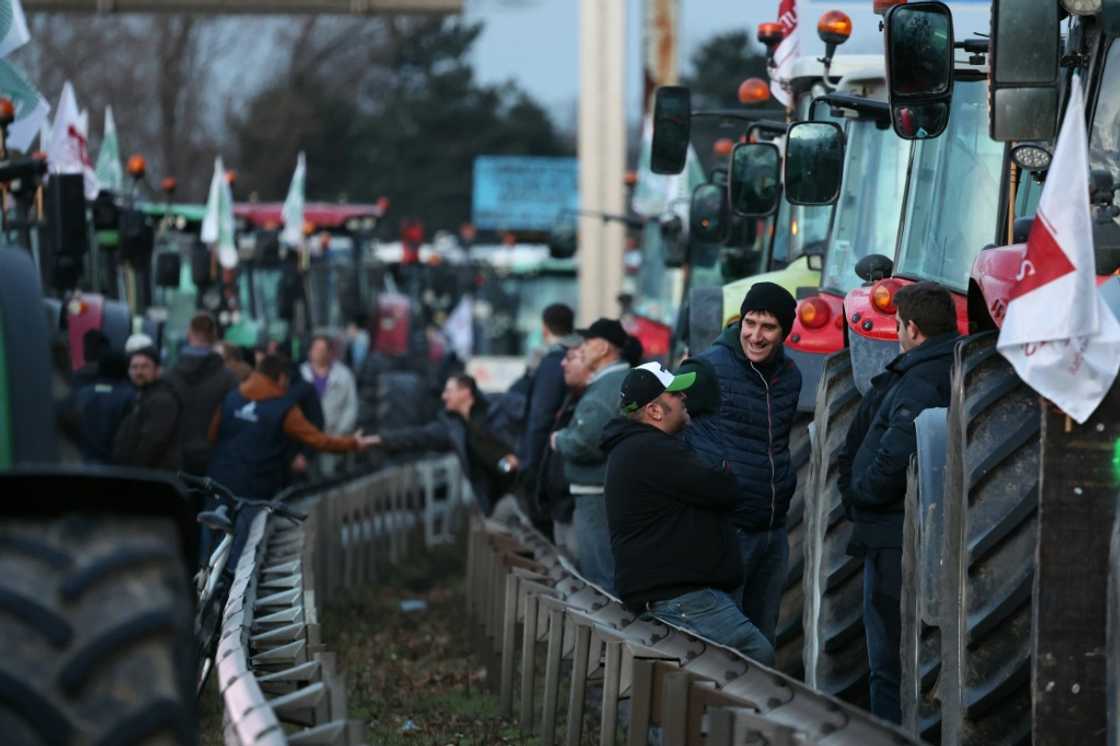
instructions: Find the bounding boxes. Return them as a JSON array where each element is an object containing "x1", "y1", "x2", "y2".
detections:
[
  {"x1": 281, "y1": 151, "x2": 306, "y2": 248},
  {"x1": 202, "y1": 156, "x2": 237, "y2": 268},
  {"x1": 0, "y1": 0, "x2": 31, "y2": 59},
  {"x1": 0, "y1": 59, "x2": 47, "y2": 152},
  {"x1": 94, "y1": 105, "x2": 122, "y2": 193}
]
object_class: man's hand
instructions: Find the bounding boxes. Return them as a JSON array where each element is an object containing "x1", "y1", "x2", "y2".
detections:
[
  {"x1": 504, "y1": 454, "x2": 519, "y2": 470},
  {"x1": 291, "y1": 453, "x2": 308, "y2": 474},
  {"x1": 354, "y1": 429, "x2": 383, "y2": 450}
]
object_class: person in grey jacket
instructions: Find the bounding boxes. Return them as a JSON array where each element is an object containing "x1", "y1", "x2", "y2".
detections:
[
  {"x1": 550, "y1": 318, "x2": 632, "y2": 592},
  {"x1": 301, "y1": 333, "x2": 359, "y2": 474}
]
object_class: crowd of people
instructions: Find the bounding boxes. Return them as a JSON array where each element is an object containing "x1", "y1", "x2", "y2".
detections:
[
  {"x1": 410, "y1": 281, "x2": 957, "y2": 724},
  {"x1": 58, "y1": 278, "x2": 959, "y2": 723}
]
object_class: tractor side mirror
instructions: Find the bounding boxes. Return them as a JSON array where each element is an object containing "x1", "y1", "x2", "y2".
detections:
[
  {"x1": 784, "y1": 121, "x2": 845, "y2": 206},
  {"x1": 651, "y1": 86, "x2": 691, "y2": 175},
  {"x1": 728, "y1": 143, "x2": 781, "y2": 217},
  {"x1": 989, "y1": 0, "x2": 1059, "y2": 141},
  {"x1": 154, "y1": 252, "x2": 181, "y2": 289},
  {"x1": 689, "y1": 182, "x2": 730, "y2": 244},
  {"x1": 548, "y1": 213, "x2": 577, "y2": 259},
  {"x1": 885, "y1": 1, "x2": 954, "y2": 140}
]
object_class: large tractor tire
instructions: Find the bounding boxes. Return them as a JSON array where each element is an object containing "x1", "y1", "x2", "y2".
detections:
[
  {"x1": 0, "y1": 513, "x2": 197, "y2": 746},
  {"x1": 802, "y1": 350, "x2": 867, "y2": 705},
  {"x1": 773, "y1": 412, "x2": 813, "y2": 678},
  {"x1": 902, "y1": 457, "x2": 942, "y2": 744},
  {"x1": 941, "y1": 331, "x2": 1039, "y2": 746}
]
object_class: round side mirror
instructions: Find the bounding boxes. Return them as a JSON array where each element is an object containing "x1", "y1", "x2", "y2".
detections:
[
  {"x1": 729, "y1": 143, "x2": 782, "y2": 217},
  {"x1": 784, "y1": 121, "x2": 845, "y2": 206}
]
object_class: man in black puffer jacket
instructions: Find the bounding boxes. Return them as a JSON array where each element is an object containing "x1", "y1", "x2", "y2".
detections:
[
  {"x1": 603, "y1": 362, "x2": 773, "y2": 665},
  {"x1": 683, "y1": 282, "x2": 800, "y2": 646},
  {"x1": 838, "y1": 281, "x2": 958, "y2": 724}
]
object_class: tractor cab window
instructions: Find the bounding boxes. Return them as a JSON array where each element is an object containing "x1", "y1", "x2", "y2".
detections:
[
  {"x1": 895, "y1": 78, "x2": 1005, "y2": 291},
  {"x1": 1090, "y1": 40, "x2": 1120, "y2": 226},
  {"x1": 821, "y1": 118, "x2": 910, "y2": 295}
]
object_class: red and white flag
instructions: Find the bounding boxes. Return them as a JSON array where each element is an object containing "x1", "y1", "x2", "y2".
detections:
[
  {"x1": 770, "y1": 0, "x2": 798, "y2": 108},
  {"x1": 997, "y1": 77, "x2": 1120, "y2": 424},
  {"x1": 46, "y1": 81, "x2": 98, "y2": 200}
]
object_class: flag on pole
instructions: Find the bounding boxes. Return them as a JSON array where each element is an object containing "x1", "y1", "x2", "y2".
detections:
[
  {"x1": 46, "y1": 81, "x2": 99, "y2": 199},
  {"x1": 281, "y1": 151, "x2": 306, "y2": 249},
  {"x1": 0, "y1": 0, "x2": 31, "y2": 59},
  {"x1": 770, "y1": 0, "x2": 799, "y2": 108},
  {"x1": 996, "y1": 76, "x2": 1120, "y2": 424},
  {"x1": 0, "y1": 59, "x2": 47, "y2": 152},
  {"x1": 94, "y1": 106, "x2": 123, "y2": 193},
  {"x1": 37, "y1": 112, "x2": 50, "y2": 150},
  {"x1": 201, "y1": 156, "x2": 237, "y2": 269}
]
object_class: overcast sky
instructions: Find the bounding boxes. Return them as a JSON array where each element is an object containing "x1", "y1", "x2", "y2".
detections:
[{"x1": 464, "y1": 0, "x2": 991, "y2": 122}]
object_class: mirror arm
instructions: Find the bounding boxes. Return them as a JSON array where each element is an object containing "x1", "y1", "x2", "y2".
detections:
[
  {"x1": 748, "y1": 120, "x2": 789, "y2": 139},
  {"x1": 691, "y1": 110, "x2": 781, "y2": 124},
  {"x1": 812, "y1": 93, "x2": 890, "y2": 123}
]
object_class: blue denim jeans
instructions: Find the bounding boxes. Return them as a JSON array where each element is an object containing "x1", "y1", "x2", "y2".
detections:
[
  {"x1": 864, "y1": 546, "x2": 902, "y2": 724},
  {"x1": 648, "y1": 589, "x2": 775, "y2": 666},
  {"x1": 736, "y1": 526, "x2": 789, "y2": 645},
  {"x1": 573, "y1": 492, "x2": 615, "y2": 594}
]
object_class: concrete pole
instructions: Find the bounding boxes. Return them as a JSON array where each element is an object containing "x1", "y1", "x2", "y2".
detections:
[{"x1": 578, "y1": 0, "x2": 626, "y2": 324}]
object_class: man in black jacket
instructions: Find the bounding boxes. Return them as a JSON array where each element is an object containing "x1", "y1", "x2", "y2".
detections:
[
  {"x1": 166, "y1": 313, "x2": 238, "y2": 475},
  {"x1": 603, "y1": 362, "x2": 774, "y2": 665},
  {"x1": 838, "y1": 281, "x2": 959, "y2": 723},
  {"x1": 112, "y1": 346, "x2": 182, "y2": 471}
]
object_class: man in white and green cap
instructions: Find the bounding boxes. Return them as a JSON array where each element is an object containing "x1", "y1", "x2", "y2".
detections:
[{"x1": 600, "y1": 362, "x2": 775, "y2": 665}]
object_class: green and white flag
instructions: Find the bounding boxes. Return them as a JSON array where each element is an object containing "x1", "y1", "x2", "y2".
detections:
[
  {"x1": 281, "y1": 151, "x2": 306, "y2": 248},
  {"x1": 201, "y1": 156, "x2": 237, "y2": 268},
  {"x1": 94, "y1": 106, "x2": 122, "y2": 193},
  {"x1": 0, "y1": 0, "x2": 31, "y2": 59},
  {"x1": 0, "y1": 59, "x2": 47, "y2": 152}
]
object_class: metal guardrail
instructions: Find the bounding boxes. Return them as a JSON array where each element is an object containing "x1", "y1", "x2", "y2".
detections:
[
  {"x1": 215, "y1": 454, "x2": 464, "y2": 745},
  {"x1": 467, "y1": 509, "x2": 924, "y2": 746}
]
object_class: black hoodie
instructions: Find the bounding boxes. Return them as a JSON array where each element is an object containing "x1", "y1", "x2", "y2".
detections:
[
  {"x1": 166, "y1": 351, "x2": 238, "y2": 474},
  {"x1": 601, "y1": 417, "x2": 744, "y2": 610}
]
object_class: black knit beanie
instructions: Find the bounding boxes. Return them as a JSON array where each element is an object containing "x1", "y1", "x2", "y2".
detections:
[{"x1": 739, "y1": 281, "x2": 797, "y2": 339}]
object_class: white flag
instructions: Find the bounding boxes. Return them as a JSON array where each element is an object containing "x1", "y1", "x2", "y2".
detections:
[
  {"x1": 201, "y1": 156, "x2": 237, "y2": 268},
  {"x1": 94, "y1": 106, "x2": 123, "y2": 193},
  {"x1": 46, "y1": 81, "x2": 99, "y2": 199},
  {"x1": 0, "y1": 0, "x2": 32, "y2": 58},
  {"x1": 443, "y1": 295, "x2": 474, "y2": 361},
  {"x1": 770, "y1": 0, "x2": 798, "y2": 108},
  {"x1": 281, "y1": 151, "x2": 306, "y2": 248},
  {"x1": 996, "y1": 77, "x2": 1120, "y2": 424}
]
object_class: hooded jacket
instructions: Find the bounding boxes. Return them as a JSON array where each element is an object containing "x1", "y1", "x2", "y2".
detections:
[
  {"x1": 166, "y1": 350, "x2": 238, "y2": 474},
  {"x1": 602, "y1": 418, "x2": 743, "y2": 610},
  {"x1": 839, "y1": 331, "x2": 959, "y2": 552},
  {"x1": 684, "y1": 324, "x2": 802, "y2": 531}
]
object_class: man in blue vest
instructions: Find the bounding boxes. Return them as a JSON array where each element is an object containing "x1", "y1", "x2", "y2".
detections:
[
  {"x1": 205, "y1": 353, "x2": 378, "y2": 566},
  {"x1": 683, "y1": 282, "x2": 801, "y2": 646}
]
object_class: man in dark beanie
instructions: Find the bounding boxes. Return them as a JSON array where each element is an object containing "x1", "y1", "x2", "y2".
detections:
[{"x1": 683, "y1": 281, "x2": 801, "y2": 646}]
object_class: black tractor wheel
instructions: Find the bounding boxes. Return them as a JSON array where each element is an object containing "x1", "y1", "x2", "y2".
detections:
[
  {"x1": 941, "y1": 331, "x2": 1039, "y2": 746},
  {"x1": 773, "y1": 412, "x2": 813, "y2": 678},
  {"x1": 0, "y1": 513, "x2": 197, "y2": 746},
  {"x1": 802, "y1": 350, "x2": 867, "y2": 705},
  {"x1": 901, "y1": 456, "x2": 942, "y2": 744}
]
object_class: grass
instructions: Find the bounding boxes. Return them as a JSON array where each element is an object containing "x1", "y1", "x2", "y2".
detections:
[{"x1": 322, "y1": 542, "x2": 541, "y2": 745}]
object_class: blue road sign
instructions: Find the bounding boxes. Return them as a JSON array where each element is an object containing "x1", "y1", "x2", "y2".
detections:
[{"x1": 472, "y1": 156, "x2": 579, "y2": 231}]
